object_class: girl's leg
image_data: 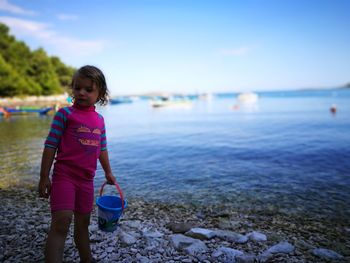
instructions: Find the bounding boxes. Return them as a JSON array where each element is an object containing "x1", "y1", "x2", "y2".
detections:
[
  {"x1": 74, "y1": 212, "x2": 93, "y2": 263},
  {"x1": 45, "y1": 210, "x2": 73, "y2": 263}
]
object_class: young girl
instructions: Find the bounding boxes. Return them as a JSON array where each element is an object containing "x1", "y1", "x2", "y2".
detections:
[{"x1": 38, "y1": 65, "x2": 115, "y2": 263}]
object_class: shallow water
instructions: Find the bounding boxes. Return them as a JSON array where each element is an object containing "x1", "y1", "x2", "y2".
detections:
[{"x1": 1, "y1": 88, "x2": 349, "y2": 219}]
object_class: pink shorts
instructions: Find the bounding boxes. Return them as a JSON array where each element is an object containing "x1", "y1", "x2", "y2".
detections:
[{"x1": 50, "y1": 175, "x2": 94, "y2": 214}]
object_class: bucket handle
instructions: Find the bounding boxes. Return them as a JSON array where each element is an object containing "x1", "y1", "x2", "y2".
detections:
[{"x1": 99, "y1": 181, "x2": 125, "y2": 210}]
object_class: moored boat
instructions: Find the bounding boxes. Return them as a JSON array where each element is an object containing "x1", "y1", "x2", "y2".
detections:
[
  {"x1": 150, "y1": 96, "x2": 192, "y2": 108},
  {"x1": 1, "y1": 106, "x2": 53, "y2": 116},
  {"x1": 110, "y1": 97, "x2": 133, "y2": 105},
  {"x1": 237, "y1": 92, "x2": 259, "y2": 104}
]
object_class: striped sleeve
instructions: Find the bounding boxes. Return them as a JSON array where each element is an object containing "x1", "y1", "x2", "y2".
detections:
[
  {"x1": 44, "y1": 107, "x2": 70, "y2": 149},
  {"x1": 101, "y1": 124, "x2": 107, "y2": 151},
  {"x1": 98, "y1": 113, "x2": 107, "y2": 151},
  {"x1": 101, "y1": 126, "x2": 107, "y2": 151}
]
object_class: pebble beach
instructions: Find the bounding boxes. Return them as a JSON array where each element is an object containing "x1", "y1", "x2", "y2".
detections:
[{"x1": 0, "y1": 187, "x2": 349, "y2": 263}]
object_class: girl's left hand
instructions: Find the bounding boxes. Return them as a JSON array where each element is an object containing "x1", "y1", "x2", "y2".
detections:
[{"x1": 105, "y1": 172, "x2": 116, "y2": 185}]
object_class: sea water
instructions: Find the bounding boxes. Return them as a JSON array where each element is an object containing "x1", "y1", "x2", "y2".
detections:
[{"x1": 1, "y1": 88, "x2": 349, "y2": 218}]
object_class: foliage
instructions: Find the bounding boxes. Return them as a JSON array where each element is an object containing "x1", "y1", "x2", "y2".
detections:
[{"x1": 0, "y1": 23, "x2": 75, "y2": 97}]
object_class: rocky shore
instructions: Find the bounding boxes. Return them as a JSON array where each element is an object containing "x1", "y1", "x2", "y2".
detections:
[{"x1": 0, "y1": 187, "x2": 349, "y2": 263}]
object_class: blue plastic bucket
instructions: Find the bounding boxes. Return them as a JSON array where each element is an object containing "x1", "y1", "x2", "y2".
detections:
[{"x1": 96, "y1": 182, "x2": 127, "y2": 232}]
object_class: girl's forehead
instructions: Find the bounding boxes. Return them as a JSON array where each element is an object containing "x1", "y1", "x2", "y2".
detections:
[{"x1": 74, "y1": 75, "x2": 96, "y2": 87}]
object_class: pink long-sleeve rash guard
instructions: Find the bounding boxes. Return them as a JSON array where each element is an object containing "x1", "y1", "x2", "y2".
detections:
[{"x1": 44, "y1": 103, "x2": 107, "y2": 181}]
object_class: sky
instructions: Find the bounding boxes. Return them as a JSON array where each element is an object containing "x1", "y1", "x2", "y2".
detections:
[{"x1": 0, "y1": 0, "x2": 349, "y2": 96}]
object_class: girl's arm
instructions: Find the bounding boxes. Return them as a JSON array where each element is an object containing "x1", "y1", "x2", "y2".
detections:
[
  {"x1": 38, "y1": 147, "x2": 56, "y2": 198},
  {"x1": 99, "y1": 150, "x2": 116, "y2": 184}
]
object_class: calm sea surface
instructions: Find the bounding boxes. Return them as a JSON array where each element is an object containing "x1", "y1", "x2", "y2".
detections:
[{"x1": 1, "y1": 88, "x2": 349, "y2": 219}]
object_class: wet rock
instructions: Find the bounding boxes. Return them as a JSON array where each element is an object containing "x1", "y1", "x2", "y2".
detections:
[
  {"x1": 166, "y1": 222, "x2": 196, "y2": 234},
  {"x1": 236, "y1": 253, "x2": 256, "y2": 263},
  {"x1": 214, "y1": 230, "x2": 248, "y2": 243},
  {"x1": 247, "y1": 231, "x2": 267, "y2": 242},
  {"x1": 258, "y1": 241, "x2": 295, "y2": 262},
  {"x1": 119, "y1": 231, "x2": 137, "y2": 246},
  {"x1": 212, "y1": 246, "x2": 244, "y2": 262},
  {"x1": 170, "y1": 234, "x2": 208, "y2": 256},
  {"x1": 185, "y1": 227, "x2": 216, "y2": 240},
  {"x1": 295, "y1": 239, "x2": 315, "y2": 250},
  {"x1": 312, "y1": 248, "x2": 343, "y2": 260},
  {"x1": 265, "y1": 241, "x2": 295, "y2": 254},
  {"x1": 142, "y1": 229, "x2": 164, "y2": 239}
]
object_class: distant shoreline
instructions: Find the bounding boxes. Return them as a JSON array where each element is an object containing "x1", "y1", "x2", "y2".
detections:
[
  {"x1": 109, "y1": 86, "x2": 348, "y2": 97},
  {"x1": 0, "y1": 94, "x2": 70, "y2": 107},
  {"x1": 0, "y1": 86, "x2": 348, "y2": 107}
]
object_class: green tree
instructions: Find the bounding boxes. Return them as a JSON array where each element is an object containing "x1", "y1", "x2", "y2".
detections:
[
  {"x1": 0, "y1": 54, "x2": 27, "y2": 96},
  {"x1": 51, "y1": 56, "x2": 75, "y2": 90},
  {"x1": 28, "y1": 48, "x2": 62, "y2": 95},
  {"x1": 0, "y1": 24, "x2": 15, "y2": 57},
  {"x1": 0, "y1": 23, "x2": 75, "y2": 97}
]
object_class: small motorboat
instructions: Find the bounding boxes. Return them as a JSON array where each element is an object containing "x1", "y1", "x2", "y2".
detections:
[
  {"x1": 2, "y1": 106, "x2": 53, "y2": 116},
  {"x1": 232, "y1": 92, "x2": 259, "y2": 112},
  {"x1": 237, "y1": 92, "x2": 259, "y2": 104},
  {"x1": 150, "y1": 96, "x2": 192, "y2": 108},
  {"x1": 110, "y1": 97, "x2": 133, "y2": 105}
]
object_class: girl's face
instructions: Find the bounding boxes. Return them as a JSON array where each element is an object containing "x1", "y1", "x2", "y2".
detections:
[{"x1": 72, "y1": 75, "x2": 100, "y2": 107}]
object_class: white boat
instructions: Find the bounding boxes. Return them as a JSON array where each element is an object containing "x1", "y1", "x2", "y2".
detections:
[
  {"x1": 199, "y1": 92, "x2": 214, "y2": 101},
  {"x1": 237, "y1": 92, "x2": 259, "y2": 104},
  {"x1": 150, "y1": 96, "x2": 192, "y2": 108}
]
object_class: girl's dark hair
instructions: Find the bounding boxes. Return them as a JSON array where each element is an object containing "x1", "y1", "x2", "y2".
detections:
[{"x1": 71, "y1": 65, "x2": 109, "y2": 106}]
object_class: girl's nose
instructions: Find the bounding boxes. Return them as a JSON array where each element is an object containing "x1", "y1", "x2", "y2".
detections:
[{"x1": 78, "y1": 89, "x2": 86, "y2": 96}]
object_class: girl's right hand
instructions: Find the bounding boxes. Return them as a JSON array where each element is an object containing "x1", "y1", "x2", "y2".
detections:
[
  {"x1": 105, "y1": 172, "x2": 116, "y2": 185},
  {"x1": 38, "y1": 177, "x2": 51, "y2": 198}
]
